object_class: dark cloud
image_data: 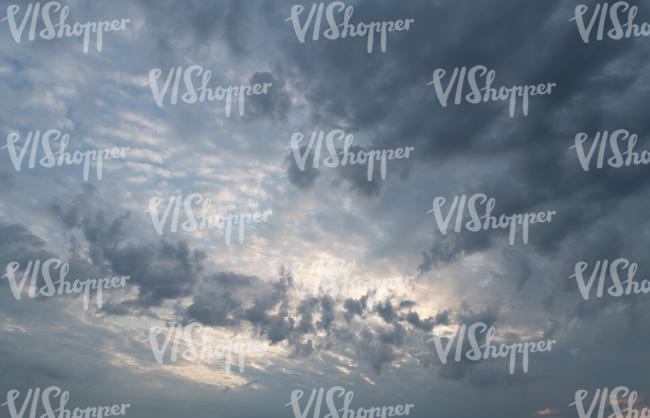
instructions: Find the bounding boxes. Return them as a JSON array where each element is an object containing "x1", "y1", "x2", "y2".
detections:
[
  {"x1": 285, "y1": 145, "x2": 321, "y2": 189},
  {"x1": 375, "y1": 299, "x2": 396, "y2": 323},
  {"x1": 244, "y1": 71, "x2": 292, "y2": 121},
  {"x1": 343, "y1": 294, "x2": 368, "y2": 322},
  {"x1": 405, "y1": 311, "x2": 435, "y2": 331},
  {"x1": 3, "y1": 0, "x2": 650, "y2": 416},
  {"x1": 0, "y1": 224, "x2": 54, "y2": 271}
]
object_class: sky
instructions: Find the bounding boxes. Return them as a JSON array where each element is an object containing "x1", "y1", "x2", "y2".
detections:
[{"x1": 1, "y1": 0, "x2": 650, "y2": 417}]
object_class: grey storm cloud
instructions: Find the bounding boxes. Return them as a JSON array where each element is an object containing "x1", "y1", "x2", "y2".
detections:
[
  {"x1": 284, "y1": 142, "x2": 387, "y2": 196},
  {"x1": 244, "y1": 71, "x2": 292, "y2": 121},
  {"x1": 2, "y1": 0, "x2": 650, "y2": 417},
  {"x1": 0, "y1": 223, "x2": 54, "y2": 270},
  {"x1": 285, "y1": 145, "x2": 321, "y2": 189},
  {"x1": 272, "y1": 0, "x2": 650, "y2": 279},
  {"x1": 25, "y1": 186, "x2": 447, "y2": 375}
]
